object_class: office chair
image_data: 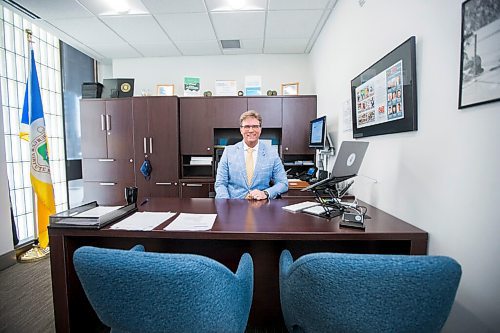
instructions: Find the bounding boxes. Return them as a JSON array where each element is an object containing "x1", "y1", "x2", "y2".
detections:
[
  {"x1": 279, "y1": 250, "x2": 461, "y2": 333},
  {"x1": 73, "y1": 245, "x2": 253, "y2": 333}
]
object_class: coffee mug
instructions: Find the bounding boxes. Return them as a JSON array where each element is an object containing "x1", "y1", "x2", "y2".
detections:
[{"x1": 125, "y1": 186, "x2": 138, "y2": 204}]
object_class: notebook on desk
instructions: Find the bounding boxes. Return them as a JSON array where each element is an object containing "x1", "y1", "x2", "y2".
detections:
[{"x1": 302, "y1": 141, "x2": 369, "y2": 192}]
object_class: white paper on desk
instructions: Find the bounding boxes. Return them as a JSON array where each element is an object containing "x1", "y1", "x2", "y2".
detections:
[
  {"x1": 164, "y1": 213, "x2": 217, "y2": 231},
  {"x1": 75, "y1": 206, "x2": 122, "y2": 218},
  {"x1": 110, "y1": 212, "x2": 176, "y2": 231},
  {"x1": 282, "y1": 201, "x2": 319, "y2": 213}
]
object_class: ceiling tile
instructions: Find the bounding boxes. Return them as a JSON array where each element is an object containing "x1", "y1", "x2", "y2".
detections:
[
  {"x1": 15, "y1": 0, "x2": 92, "y2": 19},
  {"x1": 175, "y1": 40, "x2": 221, "y2": 56},
  {"x1": 156, "y1": 13, "x2": 216, "y2": 41},
  {"x1": 89, "y1": 42, "x2": 142, "y2": 58},
  {"x1": 49, "y1": 17, "x2": 121, "y2": 45},
  {"x1": 266, "y1": 10, "x2": 323, "y2": 39},
  {"x1": 222, "y1": 39, "x2": 263, "y2": 54},
  {"x1": 132, "y1": 43, "x2": 181, "y2": 57},
  {"x1": 205, "y1": 0, "x2": 267, "y2": 11},
  {"x1": 264, "y1": 38, "x2": 309, "y2": 54},
  {"x1": 268, "y1": 0, "x2": 332, "y2": 10},
  {"x1": 142, "y1": 0, "x2": 207, "y2": 13},
  {"x1": 211, "y1": 11, "x2": 265, "y2": 40},
  {"x1": 101, "y1": 15, "x2": 170, "y2": 44}
]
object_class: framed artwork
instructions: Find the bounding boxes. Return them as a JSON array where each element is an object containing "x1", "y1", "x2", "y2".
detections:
[
  {"x1": 281, "y1": 82, "x2": 299, "y2": 95},
  {"x1": 351, "y1": 36, "x2": 417, "y2": 138},
  {"x1": 458, "y1": 0, "x2": 500, "y2": 109},
  {"x1": 157, "y1": 84, "x2": 174, "y2": 96}
]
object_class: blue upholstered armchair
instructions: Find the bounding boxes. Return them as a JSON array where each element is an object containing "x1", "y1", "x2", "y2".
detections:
[
  {"x1": 279, "y1": 250, "x2": 461, "y2": 333},
  {"x1": 73, "y1": 245, "x2": 253, "y2": 333}
]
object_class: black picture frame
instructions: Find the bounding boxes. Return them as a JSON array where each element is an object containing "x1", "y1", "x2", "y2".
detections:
[
  {"x1": 458, "y1": 0, "x2": 500, "y2": 109},
  {"x1": 351, "y1": 36, "x2": 418, "y2": 139}
]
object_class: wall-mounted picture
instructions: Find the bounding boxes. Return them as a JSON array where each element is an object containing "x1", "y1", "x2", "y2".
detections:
[
  {"x1": 351, "y1": 36, "x2": 418, "y2": 138},
  {"x1": 157, "y1": 84, "x2": 174, "y2": 96},
  {"x1": 459, "y1": 0, "x2": 500, "y2": 109},
  {"x1": 281, "y1": 82, "x2": 299, "y2": 95}
]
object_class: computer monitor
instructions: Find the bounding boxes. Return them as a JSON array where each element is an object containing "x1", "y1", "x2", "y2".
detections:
[{"x1": 309, "y1": 116, "x2": 326, "y2": 148}]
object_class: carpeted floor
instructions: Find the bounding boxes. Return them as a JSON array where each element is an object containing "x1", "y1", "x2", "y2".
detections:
[{"x1": 0, "y1": 258, "x2": 55, "y2": 333}]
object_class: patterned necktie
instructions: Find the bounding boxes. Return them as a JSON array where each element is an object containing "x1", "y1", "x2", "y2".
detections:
[{"x1": 246, "y1": 148, "x2": 254, "y2": 185}]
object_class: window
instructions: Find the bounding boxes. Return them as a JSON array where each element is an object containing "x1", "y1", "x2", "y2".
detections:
[{"x1": 0, "y1": 5, "x2": 67, "y2": 245}]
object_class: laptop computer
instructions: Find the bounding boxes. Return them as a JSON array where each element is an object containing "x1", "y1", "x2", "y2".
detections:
[{"x1": 301, "y1": 141, "x2": 369, "y2": 191}]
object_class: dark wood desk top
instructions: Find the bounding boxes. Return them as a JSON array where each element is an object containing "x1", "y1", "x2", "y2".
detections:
[{"x1": 50, "y1": 197, "x2": 427, "y2": 242}]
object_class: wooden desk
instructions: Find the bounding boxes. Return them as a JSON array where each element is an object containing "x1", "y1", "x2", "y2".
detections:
[{"x1": 49, "y1": 197, "x2": 427, "y2": 332}]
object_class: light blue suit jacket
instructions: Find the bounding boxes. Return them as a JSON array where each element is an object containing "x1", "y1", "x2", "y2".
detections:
[{"x1": 215, "y1": 140, "x2": 288, "y2": 199}]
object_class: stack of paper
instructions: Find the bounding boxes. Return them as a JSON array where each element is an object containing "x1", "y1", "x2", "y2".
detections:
[
  {"x1": 282, "y1": 201, "x2": 319, "y2": 213},
  {"x1": 190, "y1": 157, "x2": 212, "y2": 165},
  {"x1": 110, "y1": 212, "x2": 176, "y2": 231},
  {"x1": 164, "y1": 213, "x2": 217, "y2": 231}
]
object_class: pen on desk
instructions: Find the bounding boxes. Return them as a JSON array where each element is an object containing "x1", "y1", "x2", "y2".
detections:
[{"x1": 140, "y1": 198, "x2": 149, "y2": 206}]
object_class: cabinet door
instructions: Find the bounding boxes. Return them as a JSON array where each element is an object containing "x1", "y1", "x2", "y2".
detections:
[
  {"x1": 180, "y1": 98, "x2": 213, "y2": 155},
  {"x1": 247, "y1": 98, "x2": 282, "y2": 128},
  {"x1": 132, "y1": 98, "x2": 151, "y2": 195},
  {"x1": 214, "y1": 97, "x2": 247, "y2": 128},
  {"x1": 105, "y1": 99, "x2": 134, "y2": 160},
  {"x1": 83, "y1": 180, "x2": 134, "y2": 206},
  {"x1": 80, "y1": 100, "x2": 107, "y2": 158},
  {"x1": 282, "y1": 97, "x2": 317, "y2": 154},
  {"x1": 148, "y1": 97, "x2": 180, "y2": 196}
]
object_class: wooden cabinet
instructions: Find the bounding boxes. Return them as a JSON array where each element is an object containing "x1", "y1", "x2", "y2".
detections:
[
  {"x1": 282, "y1": 96, "x2": 317, "y2": 155},
  {"x1": 213, "y1": 97, "x2": 247, "y2": 128},
  {"x1": 133, "y1": 97, "x2": 180, "y2": 198},
  {"x1": 247, "y1": 97, "x2": 282, "y2": 128},
  {"x1": 80, "y1": 98, "x2": 135, "y2": 205},
  {"x1": 180, "y1": 98, "x2": 214, "y2": 155},
  {"x1": 180, "y1": 180, "x2": 214, "y2": 198}
]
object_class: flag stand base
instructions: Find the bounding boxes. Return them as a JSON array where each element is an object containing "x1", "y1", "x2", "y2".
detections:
[{"x1": 18, "y1": 245, "x2": 50, "y2": 263}]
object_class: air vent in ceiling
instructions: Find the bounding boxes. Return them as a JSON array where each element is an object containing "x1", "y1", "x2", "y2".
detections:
[
  {"x1": 221, "y1": 40, "x2": 241, "y2": 49},
  {"x1": 3, "y1": 0, "x2": 41, "y2": 19}
]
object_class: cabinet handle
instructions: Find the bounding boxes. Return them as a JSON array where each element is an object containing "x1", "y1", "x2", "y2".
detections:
[
  {"x1": 143, "y1": 138, "x2": 147, "y2": 154},
  {"x1": 106, "y1": 115, "x2": 111, "y2": 130},
  {"x1": 149, "y1": 138, "x2": 153, "y2": 154},
  {"x1": 174, "y1": 182, "x2": 178, "y2": 186},
  {"x1": 100, "y1": 115, "x2": 105, "y2": 131},
  {"x1": 99, "y1": 182, "x2": 116, "y2": 186},
  {"x1": 129, "y1": 159, "x2": 133, "y2": 163},
  {"x1": 155, "y1": 182, "x2": 172, "y2": 185},
  {"x1": 285, "y1": 147, "x2": 289, "y2": 151},
  {"x1": 98, "y1": 159, "x2": 115, "y2": 162},
  {"x1": 186, "y1": 184, "x2": 203, "y2": 187},
  {"x1": 207, "y1": 147, "x2": 211, "y2": 151}
]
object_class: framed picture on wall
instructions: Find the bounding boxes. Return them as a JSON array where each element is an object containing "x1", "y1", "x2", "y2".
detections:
[
  {"x1": 458, "y1": 0, "x2": 500, "y2": 109},
  {"x1": 157, "y1": 84, "x2": 174, "y2": 96},
  {"x1": 281, "y1": 82, "x2": 299, "y2": 95}
]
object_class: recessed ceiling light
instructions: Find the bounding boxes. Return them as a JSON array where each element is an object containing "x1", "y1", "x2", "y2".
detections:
[{"x1": 79, "y1": 0, "x2": 149, "y2": 16}]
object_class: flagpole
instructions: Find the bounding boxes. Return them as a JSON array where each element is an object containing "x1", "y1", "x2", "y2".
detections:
[{"x1": 18, "y1": 28, "x2": 50, "y2": 263}]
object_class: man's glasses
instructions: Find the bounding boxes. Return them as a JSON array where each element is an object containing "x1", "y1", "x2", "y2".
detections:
[{"x1": 240, "y1": 125, "x2": 261, "y2": 130}]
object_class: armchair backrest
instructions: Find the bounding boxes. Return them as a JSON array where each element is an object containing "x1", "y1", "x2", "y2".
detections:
[
  {"x1": 279, "y1": 250, "x2": 461, "y2": 333},
  {"x1": 74, "y1": 246, "x2": 253, "y2": 333}
]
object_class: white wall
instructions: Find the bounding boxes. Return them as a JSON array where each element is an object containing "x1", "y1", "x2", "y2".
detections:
[
  {"x1": 112, "y1": 54, "x2": 313, "y2": 97},
  {"x1": 311, "y1": 0, "x2": 499, "y2": 332},
  {"x1": 0, "y1": 93, "x2": 14, "y2": 256}
]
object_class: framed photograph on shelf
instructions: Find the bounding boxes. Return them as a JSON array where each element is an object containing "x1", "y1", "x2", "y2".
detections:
[
  {"x1": 157, "y1": 84, "x2": 174, "y2": 96},
  {"x1": 281, "y1": 82, "x2": 299, "y2": 95},
  {"x1": 458, "y1": 0, "x2": 500, "y2": 109}
]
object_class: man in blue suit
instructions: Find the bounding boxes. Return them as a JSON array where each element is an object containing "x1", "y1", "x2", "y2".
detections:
[{"x1": 215, "y1": 110, "x2": 288, "y2": 200}]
